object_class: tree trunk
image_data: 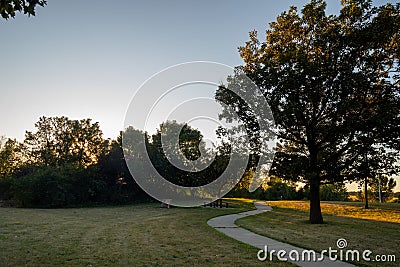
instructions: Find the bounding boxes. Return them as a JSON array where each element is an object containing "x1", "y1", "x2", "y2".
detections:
[
  {"x1": 364, "y1": 150, "x2": 369, "y2": 209},
  {"x1": 364, "y1": 176, "x2": 369, "y2": 209},
  {"x1": 309, "y1": 180, "x2": 324, "y2": 224}
]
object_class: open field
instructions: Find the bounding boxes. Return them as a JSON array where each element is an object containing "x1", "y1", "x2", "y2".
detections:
[
  {"x1": 237, "y1": 201, "x2": 400, "y2": 267},
  {"x1": 0, "y1": 200, "x2": 292, "y2": 267}
]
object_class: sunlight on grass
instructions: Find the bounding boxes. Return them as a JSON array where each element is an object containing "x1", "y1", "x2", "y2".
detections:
[
  {"x1": 266, "y1": 201, "x2": 400, "y2": 224},
  {"x1": 237, "y1": 201, "x2": 399, "y2": 267}
]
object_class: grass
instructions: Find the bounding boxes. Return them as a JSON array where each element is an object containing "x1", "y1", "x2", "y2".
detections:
[
  {"x1": 236, "y1": 200, "x2": 400, "y2": 267},
  {"x1": 0, "y1": 199, "x2": 292, "y2": 267},
  {"x1": 265, "y1": 201, "x2": 400, "y2": 223}
]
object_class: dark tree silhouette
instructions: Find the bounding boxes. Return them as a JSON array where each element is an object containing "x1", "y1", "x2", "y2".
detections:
[
  {"x1": 24, "y1": 116, "x2": 104, "y2": 168},
  {"x1": 216, "y1": 0, "x2": 400, "y2": 223},
  {"x1": 0, "y1": 0, "x2": 46, "y2": 19}
]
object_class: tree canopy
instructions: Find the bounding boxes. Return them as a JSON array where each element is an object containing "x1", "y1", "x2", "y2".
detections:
[
  {"x1": 0, "y1": 117, "x2": 153, "y2": 207},
  {"x1": 23, "y1": 116, "x2": 104, "y2": 168},
  {"x1": 0, "y1": 0, "x2": 46, "y2": 19},
  {"x1": 216, "y1": 0, "x2": 400, "y2": 223}
]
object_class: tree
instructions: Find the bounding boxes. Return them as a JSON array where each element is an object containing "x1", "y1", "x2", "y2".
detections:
[
  {"x1": 351, "y1": 145, "x2": 398, "y2": 208},
  {"x1": 24, "y1": 116, "x2": 104, "y2": 168},
  {"x1": 24, "y1": 116, "x2": 70, "y2": 167},
  {"x1": 216, "y1": 0, "x2": 400, "y2": 223},
  {"x1": 69, "y1": 118, "x2": 104, "y2": 167},
  {"x1": 97, "y1": 132, "x2": 150, "y2": 203},
  {"x1": 149, "y1": 121, "x2": 218, "y2": 187},
  {"x1": 262, "y1": 177, "x2": 299, "y2": 200},
  {"x1": 0, "y1": 135, "x2": 5, "y2": 148},
  {"x1": 98, "y1": 134, "x2": 127, "y2": 182},
  {"x1": 0, "y1": 138, "x2": 20, "y2": 178},
  {"x1": 0, "y1": 0, "x2": 46, "y2": 19},
  {"x1": 320, "y1": 183, "x2": 348, "y2": 201},
  {"x1": 369, "y1": 174, "x2": 397, "y2": 202},
  {"x1": 226, "y1": 168, "x2": 256, "y2": 198}
]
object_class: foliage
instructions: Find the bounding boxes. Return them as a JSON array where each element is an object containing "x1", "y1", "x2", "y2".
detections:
[
  {"x1": 0, "y1": 117, "x2": 152, "y2": 207},
  {"x1": 98, "y1": 132, "x2": 150, "y2": 204},
  {"x1": 369, "y1": 175, "x2": 397, "y2": 202},
  {"x1": 319, "y1": 183, "x2": 349, "y2": 201},
  {"x1": 24, "y1": 116, "x2": 104, "y2": 168},
  {"x1": 0, "y1": 175, "x2": 13, "y2": 200},
  {"x1": 356, "y1": 175, "x2": 397, "y2": 202},
  {"x1": 8, "y1": 164, "x2": 150, "y2": 208},
  {"x1": 227, "y1": 174, "x2": 303, "y2": 200},
  {"x1": 0, "y1": 135, "x2": 5, "y2": 147},
  {"x1": 226, "y1": 169, "x2": 256, "y2": 198},
  {"x1": 0, "y1": 138, "x2": 21, "y2": 178},
  {"x1": 356, "y1": 188, "x2": 373, "y2": 202},
  {"x1": 261, "y1": 181, "x2": 300, "y2": 200},
  {"x1": 0, "y1": 0, "x2": 46, "y2": 19},
  {"x1": 10, "y1": 165, "x2": 103, "y2": 207},
  {"x1": 147, "y1": 120, "x2": 229, "y2": 187},
  {"x1": 216, "y1": 0, "x2": 400, "y2": 223}
]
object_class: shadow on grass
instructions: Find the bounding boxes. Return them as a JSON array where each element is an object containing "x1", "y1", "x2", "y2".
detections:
[{"x1": 237, "y1": 203, "x2": 399, "y2": 267}]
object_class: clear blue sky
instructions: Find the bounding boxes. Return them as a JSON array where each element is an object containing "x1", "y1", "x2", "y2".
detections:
[
  {"x1": 1, "y1": 0, "x2": 345, "y2": 141},
  {"x1": 1, "y1": 0, "x2": 398, "y2": 189}
]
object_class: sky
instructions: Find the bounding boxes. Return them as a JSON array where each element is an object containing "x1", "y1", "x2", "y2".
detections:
[
  {"x1": 1, "y1": 0, "x2": 345, "y2": 141},
  {"x1": 1, "y1": 0, "x2": 399, "y2": 190}
]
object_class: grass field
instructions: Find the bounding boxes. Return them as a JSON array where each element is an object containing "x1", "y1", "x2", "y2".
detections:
[
  {"x1": 0, "y1": 199, "x2": 292, "y2": 267},
  {"x1": 237, "y1": 201, "x2": 400, "y2": 267}
]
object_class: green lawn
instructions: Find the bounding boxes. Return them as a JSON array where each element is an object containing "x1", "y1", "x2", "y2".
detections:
[
  {"x1": 0, "y1": 199, "x2": 291, "y2": 267},
  {"x1": 236, "y1": 201, "x2": 400, "y2": 267}
]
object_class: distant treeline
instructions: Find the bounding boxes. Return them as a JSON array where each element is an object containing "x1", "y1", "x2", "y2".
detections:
[
  {"x1": 0, "y1": 116, "x2": 150, "y2": 207},
  {"x1": 0, "y1": 116, "x2": 249, "y2": 207},
  {"x1": 0, "y1": 116, "x2": 394, "y2": 208}
]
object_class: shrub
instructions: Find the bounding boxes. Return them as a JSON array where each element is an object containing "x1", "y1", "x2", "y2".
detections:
[
  {"x1": 260, "y1": 181, "x2": 300, "y2": 200},
  {"x1": 320, "y1": 183, "x2": 349, "y2": 201},
  {"x1": 9, "y1": 165, "x2": 105, "y2": 207}
]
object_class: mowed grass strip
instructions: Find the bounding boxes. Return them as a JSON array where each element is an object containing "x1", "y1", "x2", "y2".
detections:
[
  {"x1": 269, "y1": 201, "x2": 400, "y2": 224},
  {"x1": 236, "y1": 201, "x2": 400, "y2": 267},
  {"x1": 0, "y1": 200, "x2": 292, "y2": 267}
]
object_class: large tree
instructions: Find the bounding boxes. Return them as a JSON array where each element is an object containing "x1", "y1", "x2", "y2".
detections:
[
  {"x1": 149, "y1": 121, "x2": 223, "y2": 187},
  {"x1": 216, "y1": 0, "x2": 400, "y2": 223},
  {"x1": 24, "y1": 116, "x2": 104, "y2": 168}
]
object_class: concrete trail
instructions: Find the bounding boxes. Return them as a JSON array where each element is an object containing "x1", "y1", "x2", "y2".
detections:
[{"x1": 207, "y1": 201, "x2": 355, "y2": 267}]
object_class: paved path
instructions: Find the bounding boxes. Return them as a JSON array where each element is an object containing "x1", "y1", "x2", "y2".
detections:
[{"x1": 207, "y1": 202, "x2": 354, "y2": 267}]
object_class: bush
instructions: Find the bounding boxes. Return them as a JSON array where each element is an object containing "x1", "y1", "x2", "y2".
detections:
[
  {"x1": 260, "y1": 181, "x2": 301, "y2": 200},
  {"x1": 9, "y1": 165, "x2": 106, "y2": 208},
  {"x1": 6, "y1": 164, "x2": 151, "y2": 208},
  {"x1": 320, "y1": 183, "x2": 348, "y2": 201},
  {"x1": 0, "y1": 176, "x2": 13, "y2": 200}
]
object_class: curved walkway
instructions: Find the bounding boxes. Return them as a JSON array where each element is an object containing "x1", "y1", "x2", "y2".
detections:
[{"x1": 207, "y1": 201, "x2": 354, "y2": 267}]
